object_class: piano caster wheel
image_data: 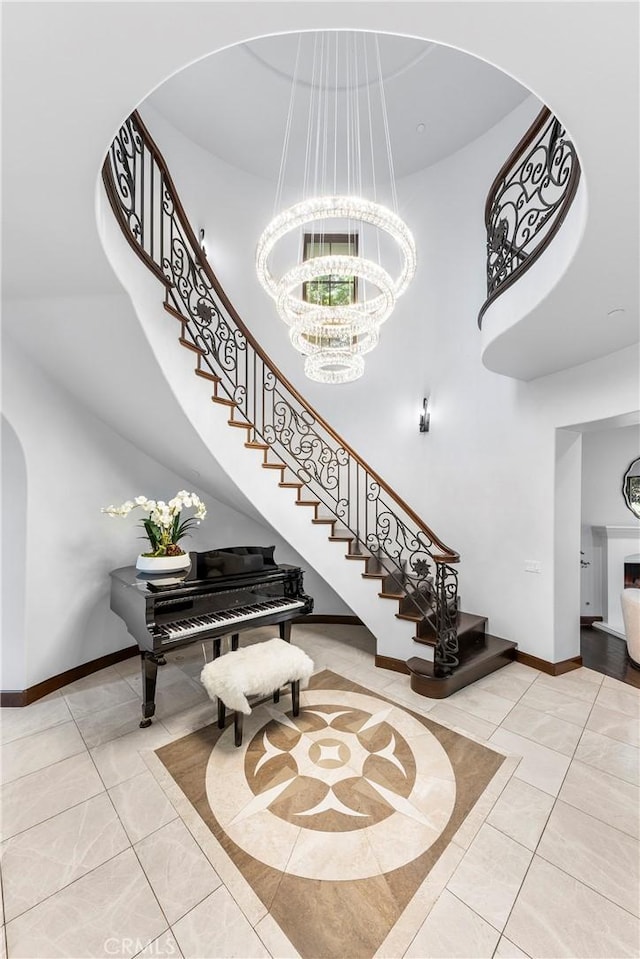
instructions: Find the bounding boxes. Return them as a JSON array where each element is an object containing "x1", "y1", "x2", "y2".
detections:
[
  {"x1": 139, "y1": 718, "x2": 153, "y2": 728},
  {"x1": 155, "y1": 656, "x2": 167, "y2": 666}
]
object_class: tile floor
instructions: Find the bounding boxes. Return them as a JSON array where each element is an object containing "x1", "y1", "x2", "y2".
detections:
[{"x1": 0, "y1": 624, "x2": 638, "y2": 959}]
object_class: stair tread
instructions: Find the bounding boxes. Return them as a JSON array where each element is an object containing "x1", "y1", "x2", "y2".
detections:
[
  {"x1": 379, "y1": 592, "x2": 404, "y2": 600},
  {"x1": 163, "y1": 302, "x2": 184, "y2": 321},
  {"x1": 295, "y1": 501, "x2": 320, "y2": 507},
  {"x1": 195, "y1": 369, "x2": 221, "y2": 383},
  {"x1": 246, "y1": 442, "x2": 269, "y2": 450},
  {"x1": 228, "y1": 420, "x2": 251, "y2": 429},
  {"x1": 408, "y1": 634, "x2": 517, "y2": 677},
  {"x1": 179, "y1": 337, "x2": 205, "y2": 355},
  {"x1": 262, "y1": 463, "x2": 286, "y2": 469},
  {"x1": 279, "y1": 482, "x2": 303, "y2": 488},
  {"x1": 312, "y1": 518, "x2": 335, "y2": 525},
  {"x1": 330, "y1": 535, "x2": 354, "y2": 542},
  {"x1": 211, "y1": 396, "x2": 236, "y2": 407}
]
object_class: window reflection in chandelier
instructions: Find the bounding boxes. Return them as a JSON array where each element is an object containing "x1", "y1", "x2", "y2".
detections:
[{"x1": 255, "y1": 32, "x2": 417, "y2": 384}]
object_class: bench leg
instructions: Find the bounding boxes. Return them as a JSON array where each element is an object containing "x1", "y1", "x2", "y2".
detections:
[
  {"x1": 292, "y1": 680, "x2": 300, "y2": 716},
  {"x1": 234, "y1": 711, "x2": 243, "y2": 747},
  {"x1": 273, "y1": 688, "x2": 280, "y2": 703},
  {"x1": 217, "y1": 698, "x2": 225, "y2": 729}
]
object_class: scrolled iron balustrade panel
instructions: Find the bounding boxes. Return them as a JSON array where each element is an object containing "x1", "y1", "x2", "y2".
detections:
[
  {"x1": 102, "y1": 110, "x2": 459, "y2": 671},
  {"x1": 480, "y1": 109, "x2": 580, "y2": 322}
]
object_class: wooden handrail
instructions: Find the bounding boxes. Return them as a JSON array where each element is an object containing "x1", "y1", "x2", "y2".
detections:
[{"x1": 109, "y1": 109, "x2": 459, "y2": 564}]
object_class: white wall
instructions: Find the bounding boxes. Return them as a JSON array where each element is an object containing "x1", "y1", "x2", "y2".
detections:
[
  {"x1": 580, "y1": 423, "x2": 640, "y2": 616},
  {"x1": 2, "y1": 334, "x2": 350, "y2": 689},
  {"x1": 142, "y1": 94, "x2": 640, "y2": 663},
  {"x1": 1, "y1": 418, "x2": 28, "y2": 690}
]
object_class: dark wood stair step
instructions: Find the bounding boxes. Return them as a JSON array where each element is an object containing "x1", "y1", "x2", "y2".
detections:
[
  {"x1": 245, "y1": 442, "x2": 269, "y2": 451},
  {"x1": 279, "y1": 482, "x2": 304, "y2": 489},
  {"x1": 211, "y1": 395, "x2": 236, "y2": 408},
  {"x1": 262, "y1": 462, "x2": 287, "y2": 470},
  {"x1": 227, "y1": 420, "x2": 252, "y2": 430},
  {"x1": 312, "y1": 518, "x2": 335, "y2": 525},
  {"x1": 412, "y1": 610, "x2": 488, "y2": 645},
  {"x1": 379, "y1": 591, "x2": 404, "y2": 600},
  {"x1": 195, "y1": 369, "x2": 221, "y2": 384},
  {"x1": 329, "y1": 535, "x2": 354, "y2": 543},
  {"x1": 163, "y1": 302, "x2": 185, "y2": 322},
  {"x1": 179, "y1": 337, "x2": 205, "y2": 355},
  {"x1": 295, "y1": 501, "x2": 320, "y2": 508},
  {"x1": 407, "y1": 634, "x2": 518, "y2": 699}
]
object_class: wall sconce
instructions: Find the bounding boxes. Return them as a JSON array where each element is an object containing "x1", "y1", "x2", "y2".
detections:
[{"x1": 419, "y1": 396, "x2": 430, "y2": 433}]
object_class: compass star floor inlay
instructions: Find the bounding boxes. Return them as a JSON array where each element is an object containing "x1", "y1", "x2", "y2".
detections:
[{"x1": 155, "y1": 669, "x2": 506, "y2": 958}]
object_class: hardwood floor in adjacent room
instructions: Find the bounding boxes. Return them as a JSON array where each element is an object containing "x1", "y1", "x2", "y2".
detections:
[{"x1": 581, "y1": 626, "x2": 640, "y2": 689}]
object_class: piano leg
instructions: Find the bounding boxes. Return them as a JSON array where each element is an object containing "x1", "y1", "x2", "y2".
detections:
[
  {"x1": 231, "y1": 633, "x2": 239, "y2": 651},
  {"x1": 140, "y1": 652, "x2": 158, "y2": 728},
  {"x1": 217, "y1": 697, "x2": 225, "y2": 729},
  {"x1": 273, "y1": 688, "x2": 280, "y2": 703},
  {"x1": 213, "y1": 638, "x2": 221, "y2": 660},
  {"x1": 292, "y1": 680, "x2": 300, "y2": 717},
  {"x1": 279, "y1": 621, "x2": 291, "y2": 643}
]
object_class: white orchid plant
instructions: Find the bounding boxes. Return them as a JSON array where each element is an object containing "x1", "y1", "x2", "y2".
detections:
[{"x1": 102, "y1": 490, "x2": 207, "y2": 557}]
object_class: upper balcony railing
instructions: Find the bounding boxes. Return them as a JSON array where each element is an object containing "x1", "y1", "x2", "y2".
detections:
[
  {"x1": 102, "y1": 110, "x2": 461, "y2": 674},
  {"x1": 478, "y1": 107, "x2": 581, "y2": 327}
]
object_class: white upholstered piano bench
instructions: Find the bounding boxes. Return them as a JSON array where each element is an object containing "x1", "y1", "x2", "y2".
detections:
[{"x1": 200, "y1": 637, "x2": 314, "y2": 746}]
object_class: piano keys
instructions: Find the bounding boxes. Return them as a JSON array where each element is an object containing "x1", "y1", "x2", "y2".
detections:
[{"x1": 109, "y1": 551, "x2": 313, "y2": 727}]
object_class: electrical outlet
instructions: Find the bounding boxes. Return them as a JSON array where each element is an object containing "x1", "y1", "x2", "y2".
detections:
[{"x1": 525, "y1": 561, "x2": 542, "y2": 573}]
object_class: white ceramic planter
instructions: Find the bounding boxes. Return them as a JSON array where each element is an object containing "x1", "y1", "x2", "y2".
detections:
[{"x1": 135, "y1": 552, "x2": 191, "y2": 573}]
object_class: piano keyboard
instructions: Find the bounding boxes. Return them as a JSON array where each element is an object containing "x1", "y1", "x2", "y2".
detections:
[{"x1": 158, "y1": 597, "x2": 305, "y2": 643}]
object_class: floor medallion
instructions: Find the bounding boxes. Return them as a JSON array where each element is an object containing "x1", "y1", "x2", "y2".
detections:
[{"x1": 156, "y1": 669, "x2": 506, "y2": 958}]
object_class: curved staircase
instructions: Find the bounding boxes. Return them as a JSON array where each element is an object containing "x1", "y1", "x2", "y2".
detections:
[{"x1": 100, "y1": 109, "x2": 519, "y2": 696}]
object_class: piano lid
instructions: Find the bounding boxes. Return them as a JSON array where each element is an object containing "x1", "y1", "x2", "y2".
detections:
[{"x1": 110, "y1": 552, "x2": 302, "y2": 596}]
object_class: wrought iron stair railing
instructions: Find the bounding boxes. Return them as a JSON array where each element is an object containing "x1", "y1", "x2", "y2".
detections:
[
  {"x1": 102, "y1": 110, "x2": 460, "y2": 675},
  {"x1": 478, "y1": 106, "x2": 581, "y2": 326}
]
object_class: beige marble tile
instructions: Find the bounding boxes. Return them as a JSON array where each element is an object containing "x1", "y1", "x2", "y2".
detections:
[
  {"x1": 446, "y1": 685, "x2": 515, "y2": 724},
  {"x1": 498, "y1": 661, "x2": 541, "y2": 682},
  {"x1": 134, "y1": 818, "x2": 221, "y2": 925},
  {"x1": 0, "y1": 697, "x2": 72, "y2": 744},
  {"x1": 574, "y1": 728, "x2": 639, "y2": 786},
  {"x1": 534, "y1": 671, "x2": 601, "y2": 704},
  {"x1": 519, "y1": 681, "x2": 592, "y2": 727},
  {"x1": 494, "y1": 937, "x2": 531, "y2": 958},
  {"x1": 159, "y1": 700, "x2": 217, "y2": 737},
  {"x1": 172, "y1": 886, "x2": 269, "y2": 958},
  {"x1": 596, "y1": 683, "x2": 640, "y2": 718},
  {"x1": 0, "y1": 720, "x2": 86, "y2": 784},
  {"x1": 123, "y1": 663, "x2": 190, "y2": 695},
  {"x1": 500, "y1": 703, "x2": 583, "y2": 756},
  {"x1": 586, "y1": 703, "x2": 640, "y2": 747},
  {"x1": 63, "y1": 668, "x2": 139, "y2": 719},
  {"x1": 1, "y1": 793, "x2": 129, "y2": 920},
  {"x1": 603, "y1": 674, "x2": 640, "y2": 694},
  {"x1": 488, "y1": 728, "x2": 571, "y2": 796},
  {"x1": 428, "y1": 701, "x2": 497, "y2": 741},
  {"x1": 537, "y1": 799, "x2": 639, "y2": 916},
  {"x1": 112, "y1": 655, "x2": 142, "y2": 679},
  {"x1": 375, "y1": 840, "x2": 465, "y2": 959},
  {"x1": 404, "y1": 889, "x2": 500, "y2": 958},
  {"x1": 381, "y1": 678, "x2": 437, "y2": 714},
  {"x1": 447, "y1": 823, "x2": 532, "y2": 930},
  {"x1": 473, "y1": 669, "x2": 536, "y2": 703},
  {"x1": 5, "y1": 848, "x2": 166, "y2": 958},
  {"x1": 108, "y1": 769, "x2": 177, "y2": 843},
  {"x1": 559, "y1": 758, "x2": 640, "y2": 838},
  {"x1": 134, "y1": 931, "x2": 183, "y2": 958},
  {"x1": 487, "y1": 777, "x2": 555, "y2": 850},
  {"x1": 75, "y1": 698, "x2": 146, "y2": 749},
  {"x1": 505, "y1": 855, "x2": 640, "y2": 958},
  {"x1": 0, "y1": 751, "x2": 104, "y2": 839},
  {"x1": 91, "y1": 722, "x2": 175, "y2": 788},
  {"x1": 254, "y1": 913, "x2": 300, "y2": 959}
]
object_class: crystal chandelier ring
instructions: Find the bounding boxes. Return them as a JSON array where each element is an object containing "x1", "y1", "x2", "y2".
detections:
[
  {"x1": 290, "y1": 322, "x2": 379, "y2": 357},
  {"x1": 256, "y1": 196, "x2": 416, "y2": 305},
  {"x1": 289, "y1": 306, "x2": 379, "y2": 337},
  {"x1": 276, "y1": 254, "x2": 395, "y2": 328},
  {"x1": 304, "y1": 351, "x2": 365, "y2": 385}
]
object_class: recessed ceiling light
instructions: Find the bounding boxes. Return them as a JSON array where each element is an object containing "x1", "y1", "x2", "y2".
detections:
[
  {"x1": 607, "y1": 308, "x2": 626, "y2": 317},
  {"x1": 416, "y1": 122, "x2": 425, "y2": 134}
]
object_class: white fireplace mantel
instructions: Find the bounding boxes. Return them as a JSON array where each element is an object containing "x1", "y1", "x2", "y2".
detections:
[{"x1": 592, "y1": 525, "x2": 640, "y2": 637}]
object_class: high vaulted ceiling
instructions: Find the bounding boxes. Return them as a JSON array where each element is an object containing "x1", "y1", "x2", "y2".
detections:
[{"x1": 148, "y1": 31, "x2": 532, "y2": 183}]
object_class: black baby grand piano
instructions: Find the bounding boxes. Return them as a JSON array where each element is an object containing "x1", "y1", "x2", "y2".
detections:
[{"x1": 109, "y1": 546, "x2": 313, "y2": 727}]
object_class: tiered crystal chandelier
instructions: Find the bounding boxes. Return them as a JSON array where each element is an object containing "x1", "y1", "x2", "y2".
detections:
[{"x1": 255, "y1": 32, "x2": 416, "y2": 384}]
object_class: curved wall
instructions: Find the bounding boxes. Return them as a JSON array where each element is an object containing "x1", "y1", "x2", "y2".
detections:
[{"x1": 137, "y1": 93, "x2": 639, "y2": 663}]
